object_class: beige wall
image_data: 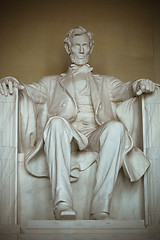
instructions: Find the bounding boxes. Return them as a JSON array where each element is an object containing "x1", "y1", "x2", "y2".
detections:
[{"x1": 0, "y1": 0, "x2": 159, "y2": 84}]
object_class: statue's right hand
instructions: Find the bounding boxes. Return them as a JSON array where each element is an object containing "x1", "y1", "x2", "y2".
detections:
[{"x1": 0, "y1": 76, "x2": 24, "y2": 96}]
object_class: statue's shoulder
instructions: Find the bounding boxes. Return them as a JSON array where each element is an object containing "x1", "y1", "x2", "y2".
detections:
[
  {"x1": 39, "y1": 75, "x2": 62, "y2": 89},
  {"x1": 40, "y1": 73, "x2": 68, "y2": 83},
  {"x1": 93, "y1": 73, "x2": 118, "y2": 83},
  {"x1": 40, "y1": 75, "x2": 60, "y2": 83}
]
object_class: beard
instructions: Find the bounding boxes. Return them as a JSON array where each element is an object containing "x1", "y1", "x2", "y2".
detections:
[{"x1": 70, "y1": 54, "x2": 89, "y2": 66}]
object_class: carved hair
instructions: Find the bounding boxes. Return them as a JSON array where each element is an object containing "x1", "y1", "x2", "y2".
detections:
[{"x1": 64, "y1": 26, "x2": 94, "y2": 55}]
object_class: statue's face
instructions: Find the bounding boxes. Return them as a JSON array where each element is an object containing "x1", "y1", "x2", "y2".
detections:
[{"x1": 70, "y1": 34, "x2": 91, "y2": 66}]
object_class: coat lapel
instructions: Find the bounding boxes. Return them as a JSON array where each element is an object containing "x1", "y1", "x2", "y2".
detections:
[
  {"x1": 59, "y1": 69, "x2": 106, "y2": 125},
  {"x1": 89, "y1": 73, "x2": 114, "y2": 124},
  {"x1": 88, "y1": 73, "x2": 102, "y2": 113},
  {"x1": 59, "y1": 69, "x2": 75, "y2": 99}
]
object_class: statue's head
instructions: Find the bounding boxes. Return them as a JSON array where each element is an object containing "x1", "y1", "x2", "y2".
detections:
[{"x1": 64, "y1": 26, "x2": 94, "y2": 66}]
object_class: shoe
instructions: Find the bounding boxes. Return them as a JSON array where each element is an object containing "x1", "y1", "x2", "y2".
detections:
[
  {"x1": 90, "y1": 212, "x2": 113, "y2": 220},
  {"x1": 54, "y1": 202, "x2": 76, "y2": 220}
]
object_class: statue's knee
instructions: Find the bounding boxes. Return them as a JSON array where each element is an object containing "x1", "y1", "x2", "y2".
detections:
[
  {"x1": 47, "y1": 117, "x2": 66, "y2": 131},
  {"x1": 44, "y1": 117, "x2": 69, "y2": 142},
  {"x1": 111, "y1": 121, "x2": 124, "y2": 130},
  {"x1": 106, "y1": 121, "x2": 125, "y2": 136}
]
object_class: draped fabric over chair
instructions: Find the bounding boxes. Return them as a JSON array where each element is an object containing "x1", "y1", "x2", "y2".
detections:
[{"x1": 0, "y1": 88, "x2": 160, "y2": 226}]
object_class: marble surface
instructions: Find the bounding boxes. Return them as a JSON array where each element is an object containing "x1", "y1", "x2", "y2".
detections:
[
  {"x1": 0, "y1": 89, "x2": 18, "y2": 225},
  {"x1": 17, "y1": 89, "x2": 160, "y2": 226},
  {"x1": 142, "y1": 88, "x2": 160, "y2": 225},
  {"x1": 20, "y1": 220, "x2": 159, "y2": 240},
  {"x1": 18, "y1": 153, "x2": 145, "y2": 226},
  {"x1": 0, "y1": 27, "x2": 159, "y2": 227},
  {"x1": 27, "y1": 219, "x2": 146, "y2": 231},
  {"x1": 1, "y1": 221, "x2": 160, "y2": 240}
]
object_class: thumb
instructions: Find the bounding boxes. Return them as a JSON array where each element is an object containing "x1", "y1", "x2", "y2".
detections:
[
  {"x1": 14, "y1": 82, "x2": 25, "y2": 90},
  {"x1": 17, "y1": 84, "x2": 25, "y2": 90}
]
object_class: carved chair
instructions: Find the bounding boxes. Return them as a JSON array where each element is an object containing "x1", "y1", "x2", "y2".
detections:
[{"x1": 0, "y1": 88, "x2": 160, "y2": 227}]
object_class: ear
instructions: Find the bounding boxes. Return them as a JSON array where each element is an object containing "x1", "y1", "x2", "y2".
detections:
[
  {"x1": 89, "y1": 44, "x2": 94, "y2": 54},
  {"x1": 64, "y1": 42, "x2": 71, "y2": 55}
]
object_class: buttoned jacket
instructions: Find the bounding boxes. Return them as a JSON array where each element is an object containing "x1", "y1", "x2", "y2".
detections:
[
  {"x1": 21, "y1": 68, "x2": 149, "y2": 180},
  {"x1": 24, "y1": 68, "x2": 135, "y2": 126}
]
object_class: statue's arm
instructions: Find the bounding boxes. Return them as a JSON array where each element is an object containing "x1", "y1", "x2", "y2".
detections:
[
  {"x1": 0, "y1": 75, "x2": 58, "y2": 104},
  {"x1": 109, "y1": 76, "x2": 156, "y2": 102},
  {"x1": 22, "y1": 79, "x2": 49, "y2": 104}
]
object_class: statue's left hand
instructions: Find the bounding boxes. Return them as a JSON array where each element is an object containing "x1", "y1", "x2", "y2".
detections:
[{"x1": 134, "y1": 78, "x2": 156, "y2": 96}]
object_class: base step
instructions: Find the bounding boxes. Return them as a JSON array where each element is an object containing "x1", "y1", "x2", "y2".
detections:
[{"x1": 1, "y1": 221, "x2": 160, "y2": 240}]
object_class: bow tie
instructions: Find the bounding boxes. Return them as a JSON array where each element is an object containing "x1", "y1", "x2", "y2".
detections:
[{"x1": 70, "y1": 64, "x2": 93, "y2": 75}]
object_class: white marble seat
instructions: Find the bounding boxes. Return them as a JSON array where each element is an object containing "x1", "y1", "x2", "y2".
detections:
[{"x1": 1, "y1": 88, "x2": 160, "y2": 227}]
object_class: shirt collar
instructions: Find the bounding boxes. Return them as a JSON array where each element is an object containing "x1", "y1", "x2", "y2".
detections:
[{"x1": 70, "y1": 64, "x2": 93, "y2": 75}]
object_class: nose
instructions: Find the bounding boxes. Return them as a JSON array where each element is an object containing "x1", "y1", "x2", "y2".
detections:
[{"x1": 79, "y1": 45, "x2": 84, "y2": 54}]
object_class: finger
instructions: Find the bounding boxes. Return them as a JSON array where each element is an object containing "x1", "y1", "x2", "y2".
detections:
[
  {"x1": 3, "y1": 76, "x2": 19, "y2": 84},
  {"x1": 0, "y1": 84, "x2": 5, "y2": 95},
  {"x1": 146, "y1": 80, "x2": 155, "y2": 93},
  {"x1": 2, "y1": 82, "x2": 8, "y2": 96},
  {"x1": 145, "y1": 79, "x2": 150, "y2": 92},
  {"x1": 139, "y1": 84, "x2": 146, "y2": 93},
  {"x1": 17, "y1": 84, "x2": 25, "y2": 90},
  {"x1": 139, "y1": 79, "x2": 147, "y2": 91},
  {"x1": 8, "y1": 81, "x2": 13, "y2": 94},
  {"x1": 149, "y1": 81, "x2": 154, "y2": 92},
  {"x1": 152, "y1": 82, "x2": 156, "y2": 92},
  {"x1": 139, "y1": 79, "x2": 155, "y2": 94},
  {"x1": 14, "y1": 82, "x2": 25, "y2": 90},
  {"x1": 14, "y1": 82, "x2": 24, "y2": 90}
]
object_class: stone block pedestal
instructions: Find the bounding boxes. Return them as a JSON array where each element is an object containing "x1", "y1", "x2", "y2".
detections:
[{"x1": 1, "y1": 220, "x2": 159, "y2": 240}]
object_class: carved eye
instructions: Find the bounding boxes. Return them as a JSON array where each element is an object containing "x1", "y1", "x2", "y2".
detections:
[{"x1": 74, "y1": 44, "x2": 80, "y2": 48}]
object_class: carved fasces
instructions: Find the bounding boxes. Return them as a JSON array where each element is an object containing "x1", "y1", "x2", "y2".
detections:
[
  {"x1": 142, "y1": 87, "x2": 160, "y2": 225},
  {"x1": 0, "y1": 89, "x2": 18, "y2": 224}
]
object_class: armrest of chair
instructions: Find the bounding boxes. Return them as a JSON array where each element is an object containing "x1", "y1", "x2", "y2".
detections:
[
  {"x1": 0, "y1": 88, "x2": 19, "y2": 224},
  {"x1": 141, "y1": 87, "x2": 160, "y2": 225},
  {"x1": 0, "y1": 88, "x2": 18, "y2": 146}
]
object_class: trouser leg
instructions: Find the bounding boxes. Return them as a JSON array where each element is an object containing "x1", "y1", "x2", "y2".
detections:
[
  {"x1": 43, "y1": 117, "x2": 74, "y2": 207},
  {"x1": 88, "y1": 120, "x2": 130, "y2": 214}
]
